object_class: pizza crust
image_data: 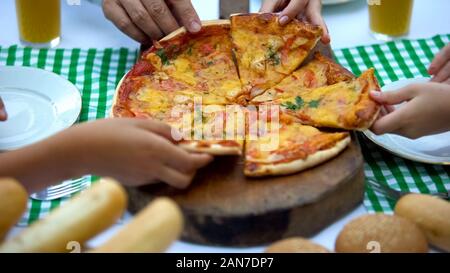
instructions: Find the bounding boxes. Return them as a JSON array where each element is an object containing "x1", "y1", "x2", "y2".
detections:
[
  {"x1": 160, "y1": 20, "x2": 230, "y2": 41},
  {"x1": 245, "y1": 136, "x2": 351, "y2": 177},
  {"x1": 179, "y1": 142, "x2": 242, "y2": 156}
]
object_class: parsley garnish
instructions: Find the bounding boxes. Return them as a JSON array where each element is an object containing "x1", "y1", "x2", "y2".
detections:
[
  {"x1": 281, "y1": 96, "x2": 304, "y2": 110},
  {"x1": 187, "y1": 45, "x2": 193, "y2": 56},
  {"x1": 295, "y1": 96, "x2": 304, "y2": 108},
  {"x1": 267, "y1": 46, "x2": 280, "y2": 65},
  {"x1": 282, "y1": 96, "x2": 322, "y2": 110},
  {"x1": 308, "y1": 99, "x2": 321, "y2": 108},
  {"x1": 206, "y1": 61, "x2": 214, "y2": 66},
  {"x1": 155, "y1": 48, "x2": 170, "y2": 65}
]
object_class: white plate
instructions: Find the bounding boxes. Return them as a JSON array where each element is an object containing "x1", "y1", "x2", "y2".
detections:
[
  {"x1": 0, "y1": 66, "x2": 81, "y2": 150},
  {"x1": 363, "y1": 77, "x2": 450, "y2": 165}
]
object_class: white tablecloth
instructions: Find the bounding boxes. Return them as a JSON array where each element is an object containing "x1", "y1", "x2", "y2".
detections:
[{"x1": 2, "y1": 0, "x2": 449, "y2": 253}]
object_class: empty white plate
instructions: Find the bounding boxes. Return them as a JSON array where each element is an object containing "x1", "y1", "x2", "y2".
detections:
[
  {"x1": 363, "y1": 77, "x2": 450, "y2": 165},
  {"x1": 0, "y1": 66, "x2": 81, "y2": 150}
]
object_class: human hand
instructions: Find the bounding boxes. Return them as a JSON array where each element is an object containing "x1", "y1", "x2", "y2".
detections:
[
  {"x1": 428, "y1": 43, "x2": 450, "y2": 84},
  {"x1": 0, "y1": 96, "x2": 6, "y2": 121},
  {"x1": 102, "y1": 0, "x2": 201, "y2": 44},
  {"x1": 260, "y1": 0, "x2": 329, "y2": 43},
  {"x1": 65, "y1": 118, "x2": 212, "y2": 188},
  {"x1": 370, "y1": 82, "x2": 450, "y2": 139}
]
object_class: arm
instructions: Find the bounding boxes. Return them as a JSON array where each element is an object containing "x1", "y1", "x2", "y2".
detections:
[
  {"x1": 260, "y1": 0, "x2": 329, "y2": 43},
  {"x1": 0, "y1": 118, "x2": 212, "y2": 193},
  {"x1": 370, "y1": 82, "x2": 450, "y2": 139},
  {"x1": 101, "y1": 0, "x2": 201, "y2": 43}
]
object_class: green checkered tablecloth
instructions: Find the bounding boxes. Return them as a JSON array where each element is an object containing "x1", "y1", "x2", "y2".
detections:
[{"x1": 1, "y1": 34, "x2": 449, "y2": 226}]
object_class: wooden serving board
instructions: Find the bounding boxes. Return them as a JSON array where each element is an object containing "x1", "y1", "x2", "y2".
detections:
[{"x1": 126, "y1": 134, "x2": 364, "y2": 247}]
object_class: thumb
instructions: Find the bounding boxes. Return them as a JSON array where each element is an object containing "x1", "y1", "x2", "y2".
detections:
[
  {"x1": 370, "y1": 110, "x2": 403, "y2": 135},
  {"x1": 171, "y1": 0, "x2": 201, "y2": 33},
  {"x1": 189, "y1": 153, "x2": 213, "y2": 169}
]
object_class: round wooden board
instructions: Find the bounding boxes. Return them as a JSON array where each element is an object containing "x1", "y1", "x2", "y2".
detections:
[{"x1": 127, "y1": 134, "x2": 364, "y2": 247}]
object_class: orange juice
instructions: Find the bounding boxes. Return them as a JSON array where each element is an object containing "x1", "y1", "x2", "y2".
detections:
[
  {"x1": 16, "y1": 0, "x2": 61, "y2": 47},
  {"x1": 369, "y1": 0, "x2": 414, "y2": 39}
]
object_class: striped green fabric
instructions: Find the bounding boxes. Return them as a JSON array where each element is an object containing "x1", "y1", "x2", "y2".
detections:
[
  {"x1": 0, "y1": 46, "x2": 138, "y2": 225},
  {"x1": 334, "y1": 34, "x2": 450, "y2": 213},
  {"x1": 1, "y1": 34, "x2": 449, "y2": 226}
]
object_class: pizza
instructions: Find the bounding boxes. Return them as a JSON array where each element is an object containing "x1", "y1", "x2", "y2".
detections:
[
  {"x1": 177, "y1": 105, "x2": 245, "y2": 155},
  {"x1": 230, "y1": 13, "x2": 322, "y2": 100},
  {"x1": 143, "y1": 20, "x2": 243, "y2": 103},
  {"x1": 112, "y1": 14, "x2": 381, "y2": 178},
  {"x1": 245, "y1": 114, "x2": 351, "y2": 177},
  {"x1": 251, "y1": 53, "x2": 355, "y2": 103},
  {"x1": 275, "y1": 69, "x2": 381, "y2": 130}
]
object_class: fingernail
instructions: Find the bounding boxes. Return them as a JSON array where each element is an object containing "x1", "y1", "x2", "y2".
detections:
[
  {"x1": 189, "y1": 21, "x2": 201, "y2": 33},
  {"x1": 171, "y1": 128, "x2": 183, "y2": 141},
  {"x1": 370, "y1": 90, "x2": 380, "y2": 97},
  {"x1": 279, "y1": 15, "x2": 289, "y2": 25}
]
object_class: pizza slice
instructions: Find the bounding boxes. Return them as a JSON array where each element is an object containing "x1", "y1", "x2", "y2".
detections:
[
  {"x1": 251, "y1": 53, "x2": 355, "y2": 103},
  {"x1": 245, "y1": 114, "x2": 350, "y2": 177},
  {"x1": 230, "y1": 13, "x2": 322, "y2": 100},
  {"x1": 177, "y1": 105, "x2": 245, "y2": 155},
  {"x1": 142, "y1": 21, "x2": 244, "y2": 103},
  {"x1": 276, "y1": 69, "x2": 381, "y2": 130}
]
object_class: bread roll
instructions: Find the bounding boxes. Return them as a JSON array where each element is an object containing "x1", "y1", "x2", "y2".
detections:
[
  {"x1": 0, "y1": 178, "x2": 127, "y2": 252},
  {"x1": 266, "y1": 237, "x2": 330, "y2": 253},
  {"x1": 395, "y1": 194, "x2": 450, "y2": 252},
  {"x1": 0, "y1": 178, "x2": 28, "y2": 241},
  {"x1": 91, "y1": 197, "x2": 183, "y2": 253},
  {"x1": 335, "y1": 214, "x2": 428, "y2": 253}
]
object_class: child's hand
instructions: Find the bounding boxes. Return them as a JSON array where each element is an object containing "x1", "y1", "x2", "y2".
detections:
[
  {"x1": 65, "y1": 118, "x2": 213, "y2": 189},
  {"x1": 370, "y1": 82, "x2": 450, "y2": 139},
  {"x1": 260, "y1": 0, "x2": 329, "y2": 43},
  {"x1": 0, "y1": 96, "x2": 6, "y2": 121},
  {"x1": 429, "y1": 43, "x2": 450, "y2": 84}
]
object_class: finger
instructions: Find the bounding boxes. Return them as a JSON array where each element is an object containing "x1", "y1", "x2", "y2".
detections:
[
  {"x1": 370, "y1": 85, "x2": 420, "y2": 105},
  {"x1": 370, "y1": 110, "x2": 404, "y2": 135},
  {"x1": 121, "y1": 0, "x2": 164, "y2": 40},
  {"x1": 431, "y1": 61, "x2": 450, "y2": 83},
  {"x1": 102, "y1": 0, "x2": 150, "y2": 43},
  {"x1": 157, "y1": 165, "x2": 194, "y2": 189},
  {"x1": 428, "y1": 43, "x2": 450, "y2": 75},
  {"x1": 141, "y1": 0, "x2": 180, "y2": 35},
  {"x1": 385, "y1": 105, "x2": 395, "y2": 113},
  {"x1": 0, "y1": 97, "x2": 6, "y2": 121},
  {"x1": 135, "y1": 119, "x2": 175, "y2": 141},
  {"x1": 444, "y1": 77, "x2": 450, "y2": 85},
  {"x1": 279, "y1": 0, "x2": 309, "y2": 25},
  {"x1": 260, "y1": 0, "x2": 288, "y2": 12},
  {"x1": 150, "y1": 135, "x2": 212, "y2": 173},
  {"x1": 169, "y1": 0, "x2": 201, "y2": 33},
  {"x1": 306, "y1": 0, "x2": 329, "y2": 43}
]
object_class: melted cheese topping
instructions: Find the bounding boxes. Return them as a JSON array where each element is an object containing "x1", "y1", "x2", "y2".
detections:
[{"x1": 246, "y1": 121, "x2": 345, "y2": 163}]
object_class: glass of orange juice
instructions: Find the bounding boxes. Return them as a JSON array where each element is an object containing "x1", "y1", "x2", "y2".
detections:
[
  {"x1": 368, "y1": 0, "x2": 414, "y2": 41},
  {"x1": 16, "y1": 0, "x2": 61, "y2": 48}
]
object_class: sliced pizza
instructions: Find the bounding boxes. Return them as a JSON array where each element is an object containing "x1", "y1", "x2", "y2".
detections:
[
  {"x1": 251, "y1": 53, "x2": 355, "y2": 103},
  {"x1": 230, "y1": 13, "x2": 322, "y2": 100},
  {"x1": 245, "y1": 114, "x2": 350, "y2": 177},
  {"x1": 142, "y1": 21, "x2": 244, "y2": 103},
  {"x1": 177, "y1": 105, "x2": 245, "y2": 155},
  {"x1": 276, "y1": 69, "x2": 381, "y2": 130}
]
